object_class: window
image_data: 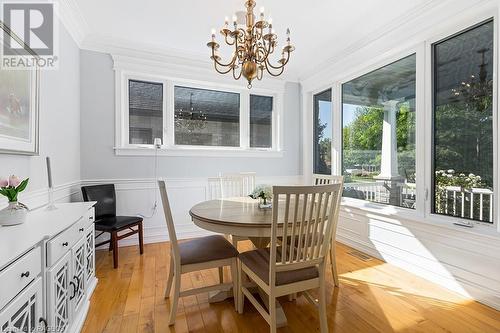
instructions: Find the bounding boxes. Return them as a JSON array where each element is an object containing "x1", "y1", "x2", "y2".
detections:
[
  {"x1": 117, "y1": 74, "x2": 282, "y2": 155},
  {"x1": 342, "y1": 55, "x2": 416, "y2": 208},
  {"x1": 174, "y1": 86, "x2": 240, "y2": 147},
  {"x1": 128, "y1": 80, "x2": 163, "y2": 145},
  {"x1": 432, "y1": 20, "x2": 494, "y2": 223},
  {"x1": 313, "y1": 89, "x2": 332, "y2": 175},
  {"x1": 250, "y1": 95, "x2": 273, "y2": 148}
]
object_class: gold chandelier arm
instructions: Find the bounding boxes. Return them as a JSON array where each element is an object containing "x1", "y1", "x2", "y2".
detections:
[
  {"x1": 265, "y1": 50, "x2": 290, "y2": 70},
  {"x1": 224, "y1": 33, "x2": 237, "y2": 46},
  {"x1": 214, "y1": 61, "x2": 235, "y2": 75},
  {"x1": 211, "y1": 47, "x2": 238, "y2": 68},
  {"x1": 264, "y1": 61, "x2": 285, "y2": 77},
  {"x1": 232, "y1": 65, "x2": 243, "y2": 80}
]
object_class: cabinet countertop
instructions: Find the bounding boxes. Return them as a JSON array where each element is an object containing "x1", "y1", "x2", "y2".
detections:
[{"x1": 0, "y1": 202, "x2": 96, "y2": 270}]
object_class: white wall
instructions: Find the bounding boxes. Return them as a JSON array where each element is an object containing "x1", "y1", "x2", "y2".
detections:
[
  {"x1": 0, "y1": 24, "x2": 81, "y2": 209},
  {"x1": 79, "y1": 50, "x2": 302, "y2": 180},
  {"x1": 78, "y1": 49, "x2": 303, "y2": 240}
]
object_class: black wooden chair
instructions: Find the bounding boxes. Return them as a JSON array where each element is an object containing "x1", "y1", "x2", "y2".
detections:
[{"x1": 81, "y1": 184, "x2": 144, "y2": 268}]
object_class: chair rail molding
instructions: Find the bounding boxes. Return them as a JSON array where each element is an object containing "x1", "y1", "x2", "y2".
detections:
[
  {"x1": 0, "y1": 180, "x2": 82, "y2": 211},
  {"x1": 80, "y1": 175, "x2": 304, "y2": 243}
]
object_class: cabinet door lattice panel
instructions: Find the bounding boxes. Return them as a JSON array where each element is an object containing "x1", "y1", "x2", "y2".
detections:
[
  {"x1": 72, "y1": 239, "x2": 86, "y2": 312},
  {"x1": 84, "y1": 227, "x2": 95, "y2": 285},
  {"x1": 47, "y1": 252, "x2": 71, "y2": 333},
  {"x1": 0, "y1": 278, "x2": 43, "y2": 333}
]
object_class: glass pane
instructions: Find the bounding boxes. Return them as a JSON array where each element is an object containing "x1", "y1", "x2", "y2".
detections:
[
  {"x1": 313, "y1": 89, "x2": 332, "y2": 175},
  {"x1": 250, "y1": 95, "x2": 273, "y2": 148},
  {"x1": 128, "y1": 80, "x2": 163, "y2": 145},
  {"x1": 174, "y1": 86, "x2": 240, "y2": 147},
  {"x1": 432, "y1": 20, "x2": 494, "y2": 223},
  {"x1": 342, "y1": 54, "x2": 416, "y2": 208}
]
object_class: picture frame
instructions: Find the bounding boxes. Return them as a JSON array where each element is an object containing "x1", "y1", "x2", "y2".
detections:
[{"x1": 0, "y1": 21, "x2": 40, "y2": 155}]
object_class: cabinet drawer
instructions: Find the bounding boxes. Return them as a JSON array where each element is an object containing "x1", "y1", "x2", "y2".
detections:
[
  {"x1": 0, "y1": 246, "x2": 42, "y2": 310},
  {"x1": 46, "y1": 222, "x2": 80, "y2": 267},
  {"x1": 80, "y1": 208, "x2": 95, "y2": 231}
]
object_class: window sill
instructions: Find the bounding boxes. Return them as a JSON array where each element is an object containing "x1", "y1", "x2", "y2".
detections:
[
  {"x1": 114, "y1": 146, "x2": 285, "y2": 158},
  {"x1": 341, "y1": 197, "x2": 500, "y2": 240}
]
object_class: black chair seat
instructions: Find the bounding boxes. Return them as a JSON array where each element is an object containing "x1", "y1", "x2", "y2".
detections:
[{"x1": 95, "y1": 216, "x2": 143, "y2": 231}]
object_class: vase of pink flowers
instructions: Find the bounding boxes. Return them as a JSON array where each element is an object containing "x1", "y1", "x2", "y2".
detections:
[{"x1": 0, "y1": 175, "x2": 29, "y2": 226}]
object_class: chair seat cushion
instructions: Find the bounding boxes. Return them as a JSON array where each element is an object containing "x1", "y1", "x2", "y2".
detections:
[
  {"x1": 179, "y1": 235, "x2": 239, "y2": 266},
  {"x1": 239, "y1": 248, "x2": 319, "y2": 286},
  {"x1": 95, "y1": 216, "x2": 143, "y2": 231}
]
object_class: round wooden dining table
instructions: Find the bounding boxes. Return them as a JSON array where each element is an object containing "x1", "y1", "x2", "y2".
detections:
[
  {"x1": 189, "y1": 196, "x2": 288, "y2": 327},
  {"x1": 190, "y1": 196, "x2": 278, "y2": 248}
]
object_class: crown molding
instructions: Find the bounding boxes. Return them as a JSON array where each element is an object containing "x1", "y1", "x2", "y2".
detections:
[
  {"x1": 55, "y1": 0, "x2": 90, "y2": 47},
  {"x1": 299, "y1": 0, "x2": 493, "y2": 92},
  {"x1": 82, "y1": 33, "x2": 298, "y2": 88},
  {"x1": 298, "y1": 0, "x2": 490, "y2": 84}
]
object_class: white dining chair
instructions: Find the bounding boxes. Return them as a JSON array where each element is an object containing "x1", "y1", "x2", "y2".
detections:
[
  {"x1": 158, "y1": 180, "x2": 239, "y2": 325},
  {"x1": 312, "y1": 174, "x2": 344, "y2": 286},
  {"x1": 207, "y1": 172, "x2": 257, "y2": 251},
  {"x1": 207, "y1": 172, "x2": 256, "y2": 200},
  {"x1": 237, "y1": 184, "x2": 343, "y2": 333}
]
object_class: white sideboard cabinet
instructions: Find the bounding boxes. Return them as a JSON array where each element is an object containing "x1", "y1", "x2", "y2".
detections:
[{"x1": 0, "y1": 202, "x2": 97, "y2": 333}]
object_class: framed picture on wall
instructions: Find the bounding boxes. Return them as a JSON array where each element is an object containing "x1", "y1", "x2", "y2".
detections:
[{"x1": 0, "y1": 22, "x2": 40, "y2": 155}]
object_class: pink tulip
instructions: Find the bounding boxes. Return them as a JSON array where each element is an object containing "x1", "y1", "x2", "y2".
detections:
[
  {"x1": 8, "y1": 175, "x2": 21, "y2": 187},
  {"x1": 0, "y1": 178, "x2": 8, "y2": 188}
]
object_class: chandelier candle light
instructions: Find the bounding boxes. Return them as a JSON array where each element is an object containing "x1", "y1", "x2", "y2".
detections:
[{"x1": 207, "y1": 0, "x2": 295, "y2": 88}]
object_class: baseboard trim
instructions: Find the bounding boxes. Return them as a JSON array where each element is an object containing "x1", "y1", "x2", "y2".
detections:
[{"x1": 337, "y1": 230, "x2": 500, "y2": 311}]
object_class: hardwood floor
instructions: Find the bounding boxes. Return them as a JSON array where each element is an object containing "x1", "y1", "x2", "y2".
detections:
[{"x1": 82, "y1": 241, "x2": 500, "y2": 333}]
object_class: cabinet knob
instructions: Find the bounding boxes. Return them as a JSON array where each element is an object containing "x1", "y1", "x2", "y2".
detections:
[
  {"x1": 21, "y1": 271, "x2": 30, "y2": 278},
  {"x1": 79, "y1": 228, "x2": 84, "y2": 232},
  {"x1": 62, "y1": 242, "x2": 69, "y2": 247}
]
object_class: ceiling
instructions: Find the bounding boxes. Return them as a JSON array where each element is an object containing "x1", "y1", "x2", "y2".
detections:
[{"x1": 74, "y1": 0, "x2": 437, "y2": 80}]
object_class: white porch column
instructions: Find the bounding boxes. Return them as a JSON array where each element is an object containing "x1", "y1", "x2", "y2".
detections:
[{"x1": 375, "y1": 100, "x2": 401, "y2": 181}]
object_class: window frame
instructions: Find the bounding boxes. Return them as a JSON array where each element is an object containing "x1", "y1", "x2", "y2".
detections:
[
  {"x1": 425, "y1": 15, "x2": 498, "y2": 230},
  {"x1": 312, "y1": 88, "x2": 333, "y2": 175},
  {"x1": 306, "y1": 12, "x2": 499, "y2": 232},
  {"x1": 115, "y1": 71, "x2": 283, "y2": 157}
]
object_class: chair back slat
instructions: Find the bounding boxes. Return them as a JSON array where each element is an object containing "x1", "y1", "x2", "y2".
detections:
[
  {"x1": 313, "y1": 174, "x2": 344, "y2": 185},
  {"x1": 158, "y1": 180, "x2": 180, "y2": 264},
  {"x1": 207, "y1": 172, "x2": 256, "y2": 200},
  {"x1": 269, "y1": 184, "x2": 343, "y2": 285},
  {"x1": 280, "y1": 194, "x2": 291, "y2": 264}
]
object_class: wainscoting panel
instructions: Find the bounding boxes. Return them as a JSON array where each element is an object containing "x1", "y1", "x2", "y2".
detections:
[
  {"x1": 336, "y1": 205, "x2": 500, "y2": 310},
  {"x1": 80, "y1": 176, "x2": 304, "y2": 248},
  {"x1": 0, "y1": 181, "x2": 82, "y2": 211}
]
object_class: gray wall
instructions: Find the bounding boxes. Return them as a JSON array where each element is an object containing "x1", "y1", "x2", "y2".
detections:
[
  {"x1": 80, "y1": 50, "x2": 302, "y2": 180},
  {"x1": 0, "y1": 25, "x2": 81, "y2": 193}
]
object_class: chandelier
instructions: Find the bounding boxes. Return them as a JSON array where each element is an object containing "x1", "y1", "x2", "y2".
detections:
[
  {"x1": 207, "y1": 0, "x2": 295, "y2": 88},
  {"x1": 451, "y1": 48, "x2": 493, "y2": 112},
  {"x1": 175, "y1": 93, "x2": 208, "y2": 133}
]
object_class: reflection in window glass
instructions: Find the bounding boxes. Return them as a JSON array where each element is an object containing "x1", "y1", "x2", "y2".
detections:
[
  {"x1": 128, "y1": 80, "x2": 163, "y2": 145},
  {"x1": 432, "y1": 20, "x2": 494, "y2": 223},
  {"x1": 342, "y1": 55, "x2": 416, "y2": 208},
  {"x1": 313, "y1": 90, "x2": 332, "y2": 175},
  {"x1": 174, "y1": 86, "x2": 240, "y2": 147},
  {"x1": 250, "y1": 95, "x2": 273, "y2": 148}
]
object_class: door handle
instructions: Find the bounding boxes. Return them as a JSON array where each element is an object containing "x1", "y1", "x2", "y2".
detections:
[
  {"x1": 69, "y1": 281, "x2": 77, "y2": 300},
  {"x1": 39, "y1": 317, "x2": 48, "y2": 333}
]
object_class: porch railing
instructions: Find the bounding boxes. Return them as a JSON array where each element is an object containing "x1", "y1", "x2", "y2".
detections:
[{"x1": 344, "y1": 182, "x2": 493, "y2": 223}]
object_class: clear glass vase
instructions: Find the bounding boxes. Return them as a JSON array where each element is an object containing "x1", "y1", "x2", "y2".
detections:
[{"x1": 259, "y1": 197, "x2": 272, "y2": 209}]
